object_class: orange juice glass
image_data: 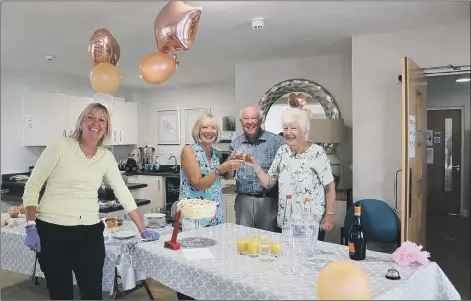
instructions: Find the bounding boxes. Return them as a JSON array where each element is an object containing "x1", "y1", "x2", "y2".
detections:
[
  {"x1": 237, "y1": 233, "x2": 249, "y2": 255},
  {"x1": 247, "y1": 235, "x2": 260, "y2": 257}
]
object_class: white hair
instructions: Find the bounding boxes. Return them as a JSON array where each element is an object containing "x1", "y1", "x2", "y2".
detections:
[
  {"x1": 239, "y1": 105, "x2": 263, "y2": 120},
  {"x1": 281, "y1": 108, "x2": 310, "y2": 140}
]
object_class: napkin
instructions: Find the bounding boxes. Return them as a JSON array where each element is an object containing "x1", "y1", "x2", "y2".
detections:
[
  {"x1": 116, "y1": 265, "x2": 147, "y2": 291},
  {"x1": 181, "y1": 248, "x2": 215, "y2": 261}
]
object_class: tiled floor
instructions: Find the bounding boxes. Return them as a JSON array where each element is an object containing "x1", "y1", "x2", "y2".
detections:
[{"x1": 1, "y1": 214, "x2": 469, "y2": 300}]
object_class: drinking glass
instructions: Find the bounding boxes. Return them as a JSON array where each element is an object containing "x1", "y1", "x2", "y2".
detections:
[
  {"x1": 259, "y1": 235, "x2": 274, "y2": 262},
  {"x1": 246, "y1": 235, "x2": 260, "y2": 257},
  {"x1": 237, "y1": 232, "x2": 249, "y2": 255},
  {"x1": 270, "y1": 235, "x2": 282, "y2": 259},
  {"x1": 234, "y1": 147, "x2": 248, "y2": 180}
]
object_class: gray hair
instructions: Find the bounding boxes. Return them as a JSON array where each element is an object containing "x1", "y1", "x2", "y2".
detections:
[
  {"x1": 281, "y1": 107, "x2": 310, "y2": 140},
  {"x1": 69, "y1": 103, "x2": 111, "y2": 147},
  {"x1": 191, "y1": 113, "x2": 220, "y2": 143},
  {"x1": 239, "y1": 105, "x2": 263, "y2": 120}
]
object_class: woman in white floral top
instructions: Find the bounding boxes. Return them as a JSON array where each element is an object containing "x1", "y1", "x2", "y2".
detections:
[{"x1": 246, "y1": 108, "x2": 336, "y2": 234}]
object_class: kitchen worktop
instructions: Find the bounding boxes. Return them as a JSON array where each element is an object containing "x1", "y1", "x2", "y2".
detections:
[
  {"x1": 99, "y1": 198, "x2": 150, "y2": 213},
  {"x1": 125, "y1": 171, "x2": 180, "y2": 178},
  {"x1": 1, "y1": 180, "x2": 147, "y2": 190}
]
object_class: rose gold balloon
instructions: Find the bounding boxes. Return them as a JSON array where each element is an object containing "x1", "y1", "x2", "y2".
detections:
[
  {"x1": 288, "y1": 93, "x2": 307, "y2": 108},
  {"x1": 88, "y1": 28, "x2": 121, "y2": 67},
  {"x1": 139, "y1": 52, "x2": 177, "y2": 84},
  {"x1": 154, "y1": 1, "x2": 202, "y2": 54},
  {"x1": 90, "y1": 63, "x2": 121, "y2": 94}
]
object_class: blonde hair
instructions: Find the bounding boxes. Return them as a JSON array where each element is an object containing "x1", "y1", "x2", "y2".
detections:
[
  {"x1": 192, "y1": 113, "x2": 220, "y2": 144},
  {"x1": 281, "y1": 107, "x2": 310, "y2": 140},
  {"x1": 69, "y1": 103, "x2": 111, "y2": 147}
]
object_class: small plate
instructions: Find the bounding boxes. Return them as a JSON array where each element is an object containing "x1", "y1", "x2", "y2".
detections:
[{"x1": 112, "y1": 231, "x2": 135, "y2": 240}]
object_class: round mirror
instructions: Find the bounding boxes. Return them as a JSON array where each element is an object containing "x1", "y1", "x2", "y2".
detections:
[{"x1": 258, "y1": 78, "x2": 342, "y2": 153}]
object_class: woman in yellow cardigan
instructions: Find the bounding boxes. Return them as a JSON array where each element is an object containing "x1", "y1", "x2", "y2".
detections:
[{"x1": 23, "y1": 103, "x2": 159, "y2": 300}]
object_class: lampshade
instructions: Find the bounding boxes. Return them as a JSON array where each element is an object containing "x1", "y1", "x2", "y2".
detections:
[{"x1": 308, "y1": 118, "x2": 346, "y2": 143}]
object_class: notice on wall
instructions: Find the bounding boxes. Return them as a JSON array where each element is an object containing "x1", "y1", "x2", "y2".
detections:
[
  {"x1": 426, "y1": 130, "x2": 433, "y2": 146},
  {"x1": 409, "y1": 115, "x2": 416, "y2": 159},
  {"x1": 427, "y1": 148, "x2": 434, "y2": 164}
]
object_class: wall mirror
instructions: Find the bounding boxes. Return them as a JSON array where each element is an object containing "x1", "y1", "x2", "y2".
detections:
[{"x1": 258, "y1": 78, "x2": 342, "y2": 153}]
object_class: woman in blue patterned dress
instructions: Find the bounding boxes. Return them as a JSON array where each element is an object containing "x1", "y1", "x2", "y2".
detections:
[
  {"x1": 178, "y1": 113, "x2": 244, "y2": 227},
  {"x1": 175, "y1": 114, "x2": 243, "y2": 300}
]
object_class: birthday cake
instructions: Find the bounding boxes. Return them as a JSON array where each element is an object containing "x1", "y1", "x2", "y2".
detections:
[{"x1": 177, "y1": 199, "x2": 217, "y2": 220}]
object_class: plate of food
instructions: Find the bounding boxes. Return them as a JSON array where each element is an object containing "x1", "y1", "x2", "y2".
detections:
[{"x1": 111, "y1": 231, "x2": 135, "y2": 240}]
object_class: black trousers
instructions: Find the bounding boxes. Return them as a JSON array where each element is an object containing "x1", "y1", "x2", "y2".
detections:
[{"x1": 36, "y1": 219, "x2": 106, "y2": 300}]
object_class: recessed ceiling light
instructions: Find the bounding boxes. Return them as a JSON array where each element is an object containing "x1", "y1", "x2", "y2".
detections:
[{"x1": 456, "y1": 78, "x2": 470, "y2": 83}]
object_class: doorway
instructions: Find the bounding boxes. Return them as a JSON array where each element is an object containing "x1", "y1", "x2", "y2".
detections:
[{"x1": 425, "y1": 73, "x2": 470, "y2": 299}]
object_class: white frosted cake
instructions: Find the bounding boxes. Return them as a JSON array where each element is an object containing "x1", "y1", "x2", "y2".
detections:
[{"x1": 177, "y1": 199, "x2": 217, "y2": 220}]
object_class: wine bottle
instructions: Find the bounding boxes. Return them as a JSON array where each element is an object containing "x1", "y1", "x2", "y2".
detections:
[{"x1": 348, "y1": 204, "x2": 367, "y2": 261}]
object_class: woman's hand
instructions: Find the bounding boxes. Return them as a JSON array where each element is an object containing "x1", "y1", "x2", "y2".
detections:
[
  {"x1": 140, "y1": 229, "x2": 160, "y2": 241},
  {"x1": 320, "y1": 215, "x2": 334, "y2": 232},
  {"x1": 219, "y1": 159, "x2": 244, "y2": 174}
]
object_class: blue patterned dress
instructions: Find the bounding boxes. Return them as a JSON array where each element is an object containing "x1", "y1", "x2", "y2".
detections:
[{"x1": 179, "y1": 143, "x2": 223, "y2": 227}]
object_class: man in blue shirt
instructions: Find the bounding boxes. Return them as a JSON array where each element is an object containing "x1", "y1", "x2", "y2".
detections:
[{"x1": 228, "y1": 105, "x2": 284, "y2": 232}]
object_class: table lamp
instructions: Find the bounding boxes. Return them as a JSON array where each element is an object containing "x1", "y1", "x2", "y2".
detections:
[{"x1": 308, "y1": 118, "x2": 346, "y2": 189}]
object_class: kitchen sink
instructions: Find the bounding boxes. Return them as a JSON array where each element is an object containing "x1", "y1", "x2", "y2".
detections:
[{"x1": 153, "y1": 165, "x2": 180, "y2": 173}]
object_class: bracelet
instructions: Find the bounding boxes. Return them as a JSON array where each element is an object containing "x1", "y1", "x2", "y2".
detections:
[
  {"x1": 214, "y1": 168, "x2": 224, "y2": 177},
  {"x1": 326, "y1": 211, "x2": 335, "y2": 216}
]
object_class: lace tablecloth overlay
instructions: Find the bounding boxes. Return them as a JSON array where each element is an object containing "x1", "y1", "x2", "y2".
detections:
[
  {"x1": 133, "y1": 223, "x2": 460, "y2": 300},
  {"x1": 0, "y1": 214, "x2": 172, "y2": 292}
]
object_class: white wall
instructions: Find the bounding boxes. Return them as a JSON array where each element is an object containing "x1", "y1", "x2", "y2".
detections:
[
  {"x1": 0, "y1": 74, "x2": 134, "y2": 174},
  {"x1": 135, "y1": 82, "x2": 236, "y2": 164},
  {"x1": 427, "y1": 75, "x2": 470, "y2": 215},
  {"x1": 351, "y1": 22, "x2": 471, "y2": 210},
  {"x1": 235, "y1": 51, "x2": 353, "y2": 190}
]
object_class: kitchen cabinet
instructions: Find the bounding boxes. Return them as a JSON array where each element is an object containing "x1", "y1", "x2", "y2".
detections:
[
  {"x1": 110, "y1": 101, "x2": 138, "y2": 145},
  {"x1": 223, "y1": 193, "x2": 236, "y2": 223},
  {"x1": 22, "y1": 93, "x2": 68, "y2": 146},
  {"x1": 66, "y1": 96, "x2": 92, "y2": 136},
  {"x1": 136, "y1": 176, "x2": 164, "y2": 210},
  {"x1": 22, "y1": 92, "x2": 138, "y2": 146}
]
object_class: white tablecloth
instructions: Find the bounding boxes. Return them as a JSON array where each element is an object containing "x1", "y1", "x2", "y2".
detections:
[
  {"x1": 132, "y1": 223, "x2": 460, "y2": 300},
  {"x1": 0, "y1": 215, "x2": 172, "y2": 293}
]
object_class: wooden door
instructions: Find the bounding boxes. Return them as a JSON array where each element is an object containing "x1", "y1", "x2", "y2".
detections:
[
  {"x1": 401, "y1": 57, "x2": 427, "y2": 246},
  {"x1": 426, "y1": 109, "x2": 462, "y2": 215}
]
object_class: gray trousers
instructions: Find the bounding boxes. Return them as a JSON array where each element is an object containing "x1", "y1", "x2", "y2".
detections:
[{"x1": 234, "y1": 194, "x2": 278, "y2": 232}]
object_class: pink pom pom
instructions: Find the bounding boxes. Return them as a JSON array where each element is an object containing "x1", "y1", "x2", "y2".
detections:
[{"x1": 392, "y1": 241, "x2": 430, "y2": 267}]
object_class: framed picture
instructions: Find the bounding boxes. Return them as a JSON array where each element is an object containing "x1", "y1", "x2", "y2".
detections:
[
  {"x1": 184, "y1": 108, "x2": 211, "y2": 144},
  {"x1": 220, "y1": 116, "x2": 237, "y2": 143},
  {"x1": 157, "y1": 110, "x2": 180, "y2": 145}
]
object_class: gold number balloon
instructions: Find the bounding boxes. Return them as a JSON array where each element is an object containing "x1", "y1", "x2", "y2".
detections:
[
  {"x1": 88, "y1": 28, "x2": 121, "y2": 67},
  {"x1": 154, "y1": 1, "x2": 203, "y2": 55}
]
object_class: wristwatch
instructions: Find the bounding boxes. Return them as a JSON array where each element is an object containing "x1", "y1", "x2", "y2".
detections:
[{"x1": 24, "y1": 220, "x2": 36, "y2": 229}]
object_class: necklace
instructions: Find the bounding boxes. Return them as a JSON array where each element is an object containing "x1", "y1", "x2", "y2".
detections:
[{"x1": 79, "y1": 143, "x2": 96, "y2": 159}]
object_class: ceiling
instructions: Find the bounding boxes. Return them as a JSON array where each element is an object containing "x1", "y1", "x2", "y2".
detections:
[{"x1": 1, "y1": 1, "x2": 469, "y2": 90}]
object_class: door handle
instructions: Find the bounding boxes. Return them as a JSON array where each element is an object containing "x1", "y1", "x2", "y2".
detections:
[
  {"x1": 394, "y1": 169, "x2": 402, "y2": 214},
  {"x1": 451, "y1": 165, "x2": 460, "y2": 171}
]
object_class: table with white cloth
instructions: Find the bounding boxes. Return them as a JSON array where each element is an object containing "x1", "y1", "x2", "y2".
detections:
[
  {"x1": 0, "y1": 214, "x2": 173, "y2": 295},
  {"x1": 132, "y1": 223, "x2": 460, "y2": 300}
]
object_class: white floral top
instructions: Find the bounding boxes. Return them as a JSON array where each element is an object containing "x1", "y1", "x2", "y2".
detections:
[{"x1": 267, "y1": 143, "x2": 334, "y2": 228}]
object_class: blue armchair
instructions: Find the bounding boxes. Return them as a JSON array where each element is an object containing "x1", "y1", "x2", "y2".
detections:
[{"x1": 340, "y1": 199, "x2": 401, "y2": 251}]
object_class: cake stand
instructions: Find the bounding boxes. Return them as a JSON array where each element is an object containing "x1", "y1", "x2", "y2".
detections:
[{"x1": 178, "y1": 218, "x2": 217, "y2": 248}]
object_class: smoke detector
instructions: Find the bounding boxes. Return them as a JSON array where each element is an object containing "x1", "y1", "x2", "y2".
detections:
[
  {"x1": 251, "y1": 17, "x2": 264, "y2": 30},
  {"x1": 44, "y1": 55, "x2": 55, "y2": 63}
]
